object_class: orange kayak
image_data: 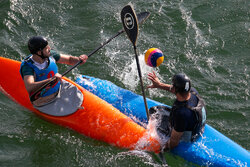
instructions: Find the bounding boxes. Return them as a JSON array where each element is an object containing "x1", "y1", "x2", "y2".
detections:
[{"x1": 0, "y1": 56, "x2": 160, "y2": 152}]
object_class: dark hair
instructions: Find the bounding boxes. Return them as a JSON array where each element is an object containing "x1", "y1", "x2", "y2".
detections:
[{"x1": 28, "y1": 36, "x2": 48, "y2": 54}]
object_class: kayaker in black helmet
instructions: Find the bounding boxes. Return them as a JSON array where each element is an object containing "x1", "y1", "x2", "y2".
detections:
[
  {"x1": 147, "y1": 71, "x2": 206, "y2": 150},
  {"x1": 20, "y1": 36, "x2": 88, "y2": 116},
  {"x1": 28, "y1": 36, "x2": 49, "y2": 59}
]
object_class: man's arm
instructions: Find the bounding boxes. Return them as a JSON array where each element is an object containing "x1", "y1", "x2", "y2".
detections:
[
  {"x1": 23, "y1": 75, "x2": 52, "y2": 94},
  {"x1": 57, "y1": 54, "x2": 88, "y2": 66},
  {"x1": 165, "y1": 129, "x2": 183, "y2": 150},
  {"x1": 147, "y1": 71, "x2": 174, "y2": 93},
  {"x1": 23, "y1": 74, "x2": 62, "y2": 95}
]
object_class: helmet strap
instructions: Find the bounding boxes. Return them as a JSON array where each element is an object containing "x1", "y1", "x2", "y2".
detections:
[{"x1": 37, "y1": 49, "x2": 46, "y2": 59}]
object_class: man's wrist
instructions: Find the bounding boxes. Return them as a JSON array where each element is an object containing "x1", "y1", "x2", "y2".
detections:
[{"x1": 163, "y1": 141, "x2": 171, "y2": 152}]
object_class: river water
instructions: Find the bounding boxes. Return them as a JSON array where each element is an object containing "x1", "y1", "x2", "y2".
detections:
[{"x1": 0, "y1": 0, "x2": 249, "y2": 166}]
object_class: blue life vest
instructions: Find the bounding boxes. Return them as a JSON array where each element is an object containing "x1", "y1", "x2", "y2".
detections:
[{"x1": 20, "y1": 55, "x2": 61, "y2": 97}]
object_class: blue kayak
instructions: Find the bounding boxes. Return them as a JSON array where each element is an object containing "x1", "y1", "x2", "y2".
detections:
[{"x1": 75, "y1": 75, "x2": 249, "y2": 167}]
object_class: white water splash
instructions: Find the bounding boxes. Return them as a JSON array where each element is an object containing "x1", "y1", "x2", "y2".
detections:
[
  {"x1": 106, "y1": 150, "x2": 162, "y2": 167},
  {"x1": 120, "y1": 53, "x2": 153, "y2": 90},
  {"x1": 179, "y1": 1, "x2": 210, "y2": 47},
  {"x1": 76, "y1": 75, "x2": 97, "y2": 90},
  {"x1": 135, "y1": 115, "x2": 170, "y2": 153},
  {"x1": 120, "y1": 52, "x2": 168, "y2": 99}
]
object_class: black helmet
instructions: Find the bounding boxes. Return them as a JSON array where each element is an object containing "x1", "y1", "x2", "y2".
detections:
[
  {"x1": 28, "y1": 36, "x2": 48, "y2": 54},
  {"x1": 172, "y1": 73, "x2": 191, "y2": 93}
]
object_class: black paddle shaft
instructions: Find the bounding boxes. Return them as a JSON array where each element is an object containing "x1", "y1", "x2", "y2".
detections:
[
  {"x1": 61, "y1": 29, "x2": 124, "y2": 77},
  {"x1": 29, "y1": 11, "x2": 150, "y2": 102},
  {"x1": 133, "y1": 45, "x2": 150, "y2": 119}
]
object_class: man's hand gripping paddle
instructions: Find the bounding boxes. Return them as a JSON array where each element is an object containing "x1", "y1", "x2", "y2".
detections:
[{"x1": 29, "y1": 11, "x2": 150, "y2": 102}]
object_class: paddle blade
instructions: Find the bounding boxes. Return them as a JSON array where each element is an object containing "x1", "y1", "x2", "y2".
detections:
[
  {"x1": 121, "y1": 3, "x2": 139, "y2": 46},
  {"x1": 137, "y1": 12, "x2": 150, "y2": 25}
]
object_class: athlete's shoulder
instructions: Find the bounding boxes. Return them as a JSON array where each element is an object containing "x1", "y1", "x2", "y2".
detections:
[
  {"x1": 50, "y1": 50, "x2": 60, "y2": 61},
  {"x1": 190, "y1": 87, "x2": 199, "y2": 94},
  {"x1": 20, "y1": 61, "x2": 34, "y2": 78}
]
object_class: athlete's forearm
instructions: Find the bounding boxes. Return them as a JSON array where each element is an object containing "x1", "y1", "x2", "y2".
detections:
[
  {"x1": 24, "y1": 75, "x2": 53, "y2": 94},
  {"x1": 57, "y1": 54, "x2": 79, "y2": 65},
  {"x1": 68, "y1": 55, "x2": 81, "y2": 65},
  {"x1": 58, "y1": 54, "x2": 87, "y2": 66},
  {"x1": 157, "y1": 83, "x2": 173, "y2": 92},
  {"x1": 165, "y1": 129, "x2": 183, "y2": 150}
]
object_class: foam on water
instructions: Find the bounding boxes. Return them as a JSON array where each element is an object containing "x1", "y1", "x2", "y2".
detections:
[{"x1": 179, "y1": 1, "x2": 210, "y2": 47}]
